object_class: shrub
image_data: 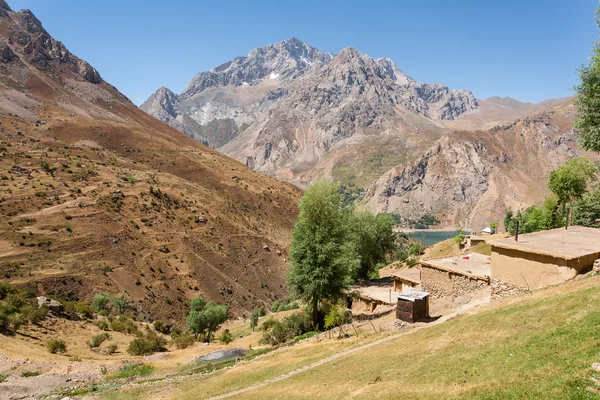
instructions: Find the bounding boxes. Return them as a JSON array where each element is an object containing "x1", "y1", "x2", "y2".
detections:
[
  {"x1": 153, "y1": 319, "x2": 170, "y2": 334},
  {"x1": 22, "y1": 306, "x2": 46, "y2": 324},
  {"x1": 172, "y1": 333, "x2": 195, "y2": 349},
  {"x1": 21, "y1": 371, "x2": 41, "y2": 377},
  {"x1": 97, "y1": 319, "x2": 109, "y2": 331},
  {"x1": 113, "y1": 294, "x2": 128, "y2": 314},
  {"x1": 88, "y1": 333, "x2": 111, "y2": 348},
  {"x1": 106, "y1": 343, "x2": 118, "y2": 355},
  {"x1": 75, "y1": 302, "x2": 93, "y2": 318},
  {"x1": 0, "y1": 373, "x2": 8, "y2": 383},
  {"x1": 8, "y1": 313, "x2": 25, "y2": 331},
  {"x1": 257, "y1": 306, "x2": 266, "y2": 317},
  {"x1": 408, "y1": 243, "x2": 425, "y2": 256},
  {"x1": 260, "y1": 318, "x2": 277, "y2": 331},
  {"x1": 91, "y1": 293, "x2": 112, "y2": 312},
  {"x1": 271, "y1": 300, "x2": 282, "y2": 313},
  {"x1": 406, "y1": 258, "x2": 419, "y2": 267},
  {"x1": 127, "y1": 332, "x2": 167, "y2": 356},
  {"x1": 47, "y1": 339, "x2": 67, "y2": 354},
  {"x1": 110, "y1": 316, "x2": 138, "y2": 335},
  {"x1": 0, "y1": 282, "x2": 16, "y2": 300},
  {"x1": 219, "y1": 329, "x2": 233, "y2": 344}
]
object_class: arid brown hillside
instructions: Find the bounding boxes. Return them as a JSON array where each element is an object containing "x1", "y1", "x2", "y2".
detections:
[{"x1": 0, "y1": 1, "x2": 301, "y2": 324}]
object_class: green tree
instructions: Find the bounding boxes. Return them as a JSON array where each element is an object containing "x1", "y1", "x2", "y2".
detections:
[
  {"x1": 573, "y1": 185, "x2": 600, "y2": 227},
  {"x1": 548, "y1": 157, "x2": 597, "y2": 205},
  {"x1": 576, "y1": 8, "x2": 600, "y2": 152},
  {"x1": 250, "y1": 311, "x2": 259, "y2": 332},
  {"x1": 346, "y1": 212, "x2": 396, "y2": 280},
  {"x1": 185, "y1": 297, "x2": 228, "y2": 342},
  {"x1": 288, "y1": 181, "x2": 356, "y2": 327}
]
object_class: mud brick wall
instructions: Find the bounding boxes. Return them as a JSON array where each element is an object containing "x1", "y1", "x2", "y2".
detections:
[{"x1": 421, "y1": 265, "x2": 489, "y2": 298}]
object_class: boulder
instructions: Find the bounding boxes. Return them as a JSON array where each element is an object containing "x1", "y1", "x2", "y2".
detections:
[{"x1": 37, "y1": 296, "x2": 64, "y2": 313}]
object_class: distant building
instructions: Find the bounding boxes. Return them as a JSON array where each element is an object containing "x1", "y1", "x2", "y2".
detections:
[
  {"x1": 392, "y1": 268, "x2": 421, "y2": 293},
  {"x1": 490, "y1": 226, "x2": 600, "y2": 290},
  {"x1": 481, "y1": 227, "x2": 495, "y2": 235}
]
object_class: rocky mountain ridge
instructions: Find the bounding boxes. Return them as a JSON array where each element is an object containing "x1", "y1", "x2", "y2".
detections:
[{"x1": 141, "y1": 39, "x2": 478, "y2": 185}]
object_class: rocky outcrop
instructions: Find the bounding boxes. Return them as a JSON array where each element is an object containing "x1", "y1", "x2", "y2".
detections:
[
  {"x1": 364, "y1": 107, "x2": 585, "y2": 229},
  {"x1": 0, "y1": 6, "x2": 104, "y2": 84}
]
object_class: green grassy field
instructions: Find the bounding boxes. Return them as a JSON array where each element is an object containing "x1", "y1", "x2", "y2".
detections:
[{"x1": 98, "y1": 276, "x2": 600, "y2": 400}]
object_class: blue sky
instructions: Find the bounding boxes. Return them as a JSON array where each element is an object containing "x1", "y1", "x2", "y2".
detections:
[{"x1": 8, "y1": 0, "x2": 599, "y2": 105}]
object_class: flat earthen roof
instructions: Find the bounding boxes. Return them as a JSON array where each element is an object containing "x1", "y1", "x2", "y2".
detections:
[
  {"x1": 489, "y1": 226, "x2": 600, "y2": 260},
  {"x1": 420, "y1": 253, "x2": 491, "y2": 280},
  {"x1": 391, "y1": 268, "x2": 421, "y2": 284}
]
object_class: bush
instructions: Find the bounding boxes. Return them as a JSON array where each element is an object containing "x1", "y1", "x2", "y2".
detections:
[
  {"x1": 106, "y1": 343, "x2": 118, "y2": 354},
  {"x1": 21, "y1": 371, "x2": 41, "y2": 377},
  {"x1": 406, "y1": 258, "x2": 419, "y2": 267},
  {"x1": 219, "y1": 329, "x2": 233, "y2": 344},
  {"x1": 8, "y1": 313, "x2": 25, "y2": 331},
  {"x1": 408, "y1": 243, "x2": 425, "y2": 256},
  {"x1": 127, "y1": 332, "x2": 167, "y2": 356},
  {"x1": 110, "y1": 316, "x2": 138, "y2": 335},
  {"x1": 260, "y1": 318, "x2": 278, "y2": 331},
  {"x1": 47, "y1": 339, "x2": 67, "y2": 354},
  {"x1": 91, "y1": 293, "x2": 112, "y2": 313},
  {"x1": 76, "y1": 302, "x2": 93, "y2": 318},
  {"x1": 258, "y1": 306, "x2": 266, "y2": 317},
  {"x1": 22, "y1": 306, "x2": 46, "y2": 324},
  {"x1": 0, "y1": 282, "x2": 16, "y2": 300},
  {"x1": 153, "y1": 319, "x2": 170, "y2": 334},
  {"x1": 88, "y1": 333, "x2": 111, "y2": 348},
  {"x1": 172, "y1": 333, "x2": 195, "y2": 349},
  {"x1": 260, "y1": 311, "x2": 313, "y2": 346},
  {"x1": 97, "y1": 319, "x2": 109, "y2": 331}
]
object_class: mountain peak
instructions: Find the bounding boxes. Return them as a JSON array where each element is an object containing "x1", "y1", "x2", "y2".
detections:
[
  {"x1": 181, "y1": 38, "x2": 333, "y2": 98},
  {"x1": 0, "y1": 0, "x2": 11, "y2": 11}
]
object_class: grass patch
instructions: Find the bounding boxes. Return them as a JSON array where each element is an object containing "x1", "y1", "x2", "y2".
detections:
[
  {"x1": 471, "y1": 242, "x2": 492, "y2": 256},
  {"x1": 0, "y1": 373, "x2": 9, "y2": 383},
  {"x1": 108, "y1": 363, "x2": 154, "y2": 380},
  {"x1": 20, "y1": 371, "x2": 40, "y2": 377}
]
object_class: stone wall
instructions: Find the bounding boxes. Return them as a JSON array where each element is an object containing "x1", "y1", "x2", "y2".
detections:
[
  {"x1": 491, "y1": 279, "x2": 529, "y2": 300},
  {"x1": 421, "y1": 265, "x2": 490, "y2": 298}
]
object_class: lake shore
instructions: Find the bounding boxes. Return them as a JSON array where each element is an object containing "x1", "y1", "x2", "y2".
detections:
[{"x1": 394, "y1": 227, "x2": 471, "y2": 233}]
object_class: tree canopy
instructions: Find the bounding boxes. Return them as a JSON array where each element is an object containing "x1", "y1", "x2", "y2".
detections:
[
  {"x1": 288, "y1": 181, "x2": 356, "y2": 326},
  {"x1": 547, "y1": 157, "x2": 597, "y2": 205},
  {"x1": 576, "y1": 8, "x2": 600, "y2": 152},
  {"x1": 186, "y1": 297, "x2": 227, "y2": 342},
  {"x1": 346, "y1": 211, "x2": 397, "y2": 281}
]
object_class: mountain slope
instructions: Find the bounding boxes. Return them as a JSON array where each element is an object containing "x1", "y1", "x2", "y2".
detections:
[
  {"x1": 141, "y1": 40, "x2": 478, "y2": 187},
  {"x1": 0, "y1": 1, "x2": 301, "y2": 323},
  {"x1": 364, "y1": 100, "x2": 590, "y2": 229}
]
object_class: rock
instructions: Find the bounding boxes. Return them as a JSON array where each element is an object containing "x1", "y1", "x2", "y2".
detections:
[
  {"x1": 593, "y1": 259, "x2": 600, "y2": 273},
  {"x1": 592, "y1": 362, "x2": 600, "y2": 372},
  {"x1": 37, "y1": 296, "x2": 64, "y2": 312}
]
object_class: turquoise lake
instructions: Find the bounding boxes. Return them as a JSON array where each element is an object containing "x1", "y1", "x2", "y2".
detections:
[{"x1": 404, "y1": 230, "x2": 470, "y2": 247}]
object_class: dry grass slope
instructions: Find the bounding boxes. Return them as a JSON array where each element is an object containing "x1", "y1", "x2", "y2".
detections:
[{"x1": 97, "y1": 275, "x2": 600, "y2": 400}]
